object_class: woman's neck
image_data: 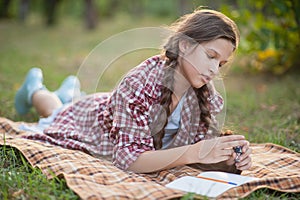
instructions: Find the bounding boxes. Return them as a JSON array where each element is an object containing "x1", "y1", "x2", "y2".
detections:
[
  {"x1": 172, "y1": 67, "x2": 190, "y2": 101},
  {"x1": 168, "y1": 67, "x2": 190, "y2": 114}
]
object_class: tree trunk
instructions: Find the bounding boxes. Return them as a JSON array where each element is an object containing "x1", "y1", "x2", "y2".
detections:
[
  {"x1": 44, "y1": 0, "x2": 59, "y2": 26},
  {"x1": 85, "y1": 0, "x2": 97, "y2": 30},
  {"x1": 19, "y1": 0, "x2": 30, "y2": 22},
  {"x1": 0, "y1": 0, "x2": 11, "y2": 18}
]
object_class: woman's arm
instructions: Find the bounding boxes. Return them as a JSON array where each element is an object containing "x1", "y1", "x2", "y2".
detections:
[
  {"x1": 128, "y1": 135, "x2": 248, "y2": 173},
  {"x1": 127, "y1": 145, "x2": 192, "y2": 173}
]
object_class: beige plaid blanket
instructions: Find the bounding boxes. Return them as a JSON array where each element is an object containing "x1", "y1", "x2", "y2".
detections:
[{"x1": 0, "y1": 117, "x2": 299, "y2": 199}]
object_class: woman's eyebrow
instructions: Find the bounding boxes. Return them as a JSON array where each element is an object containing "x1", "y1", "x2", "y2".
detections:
[
  {"x1": 207, "y1": 48, "x2": 229, "y2": 62},
  {"x1": 207, "y1": 48, "x2": 220, "y2": 56}
]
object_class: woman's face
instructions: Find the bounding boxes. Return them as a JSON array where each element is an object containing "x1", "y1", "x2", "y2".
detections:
[{"x1": 178, "y1": 38, "x2": 234, "y2": 88}]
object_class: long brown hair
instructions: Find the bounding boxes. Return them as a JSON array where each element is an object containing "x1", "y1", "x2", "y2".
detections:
[{"x1": 152, "y1": 9, "x2": 240, "y2": 149}]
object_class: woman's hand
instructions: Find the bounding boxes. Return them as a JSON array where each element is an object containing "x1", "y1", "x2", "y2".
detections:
[
  {"x1": 190, "y1": 135, "x2": 248, "y2": 164},
  {"x1": 226, "y1": 141, "x2": 252, "y2": 170}
]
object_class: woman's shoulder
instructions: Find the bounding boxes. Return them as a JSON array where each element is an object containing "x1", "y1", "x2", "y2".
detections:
[
  {"x1": 142, "y1": 54, "x2": 166, "y2": 67},
  {"x1": 112, "y1": 55, "x2": 166, "y2": 98},
  {"x1": 132, "y1": 55, "x2": 165, "y2": 74},
  {"x1": 122, "y1": 55, "x2": 166, "y2": 84}
]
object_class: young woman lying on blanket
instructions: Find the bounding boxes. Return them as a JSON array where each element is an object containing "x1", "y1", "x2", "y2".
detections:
[{"x1": 15, "y1": 8, "x2": 252, "y2": 173}]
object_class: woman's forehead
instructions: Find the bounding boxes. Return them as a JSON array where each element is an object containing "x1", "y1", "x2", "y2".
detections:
[{"x1": 201, "y1": 39, "x2": 234, "y2": 58}]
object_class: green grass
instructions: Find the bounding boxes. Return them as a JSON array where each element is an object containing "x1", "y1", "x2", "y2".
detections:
[
  {"x1": 1, "y1": 13, "x2": 299, "y2": 199},
  {"x1": 224, "y1": 74, "x2": 300, "y2": 152},
  {"x1": 0, "y1": 146, "x2": 79, "y2": 200}
]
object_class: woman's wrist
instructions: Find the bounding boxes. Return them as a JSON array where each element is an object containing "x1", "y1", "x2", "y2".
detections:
[{"x1": 185, "y1": 143, "x2": 201, "y2": 164}]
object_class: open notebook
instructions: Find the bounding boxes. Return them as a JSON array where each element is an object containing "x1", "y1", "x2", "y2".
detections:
[{"x1": 166, "y1": 171, "x2": 259, "y2": 198}]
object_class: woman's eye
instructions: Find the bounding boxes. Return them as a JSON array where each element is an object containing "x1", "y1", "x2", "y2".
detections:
[
  {"x1": 219, "y1": 62, "x2": 227, "y2": 67},
  {"x1": 206, "y1": 53, "x2": 214, "y2": 59}
]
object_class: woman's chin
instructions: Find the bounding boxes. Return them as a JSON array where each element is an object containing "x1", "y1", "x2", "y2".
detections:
[{"x1": 192, "y1": 81, "x2": 205, "y2": 89}]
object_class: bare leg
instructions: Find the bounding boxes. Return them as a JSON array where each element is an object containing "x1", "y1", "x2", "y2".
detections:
[
  {"x1": 15, "y1": 68, "x2": 84, "y2": 116},
  {"x1": 32, "y1": 90, "x2": 63, "y2": 118}
]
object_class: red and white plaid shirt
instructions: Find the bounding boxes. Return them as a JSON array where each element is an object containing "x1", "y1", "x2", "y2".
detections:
[{"x1": 24, "y1": 55, "x2": 224, "y2": 170}]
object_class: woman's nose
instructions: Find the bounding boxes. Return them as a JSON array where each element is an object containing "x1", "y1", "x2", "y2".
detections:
[{"x1": 209, "y1": 62, "x2": 219, "y2": 75}]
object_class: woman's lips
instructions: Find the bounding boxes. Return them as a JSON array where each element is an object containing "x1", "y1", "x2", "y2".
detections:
[{"x1": 201, "y1": 74, "x2": 211, "y2": 83}]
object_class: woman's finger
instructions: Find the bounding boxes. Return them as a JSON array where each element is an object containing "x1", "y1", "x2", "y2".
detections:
[
  {"x1": 218, "y1": 155, "x2": 232, "y2": 162},
  {"x1": 225, "y1": 153, "x2": 236, "y2": 165},
  {"x1": 236, "y1": 156, "x2": 252, "y2": 169},
  {"x1": 219, "y1": 135, "x2": 245, "y2": 142},
  {"x1": 242, "y1": 141, "x2": 250, "y2": 152},
  {"x1": 220, "y1": 140, "x2": 247, "y2": 149},
  {"x1": 239, "y1": 147, "x2": 252, "y2": 161},
  {"x1": 236, "y1": 159, "x2": 252, "y2": 170},
  {"x1": 221, "y1": 148, "x2": 233, "y2": 156}
]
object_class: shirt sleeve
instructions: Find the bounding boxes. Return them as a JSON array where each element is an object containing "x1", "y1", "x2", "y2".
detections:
[
  {"x1": 109, "y1": 73, "x2": 156, "y2": 170},
  {"x1": 112, "y1": 127, "x2": 154, "y2": 170}
]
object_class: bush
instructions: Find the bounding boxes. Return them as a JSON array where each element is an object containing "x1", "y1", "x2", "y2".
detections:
[{"x1": 221, "y1": 0, "x2": 300, "y2": 75}]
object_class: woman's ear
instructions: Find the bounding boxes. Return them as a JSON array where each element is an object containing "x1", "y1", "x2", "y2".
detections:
[{"x1": 178, "y1": 40, "x2": 190, "y2": 54}]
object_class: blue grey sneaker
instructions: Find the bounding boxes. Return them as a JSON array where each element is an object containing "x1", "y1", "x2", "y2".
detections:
[
  {"x1": 54, "y1": 75, "x2": 82, "y2": 104},
  {"x1": 14, "y1": 68, "x2": 44, "y2": 115}
]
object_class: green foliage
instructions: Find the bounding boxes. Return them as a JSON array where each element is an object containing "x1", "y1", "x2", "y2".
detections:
[
  {"x1": 221, "y1": 0, "x2": 300, "y2": 75},
  {"x1": 4, "y1": 0, "x2": 299, "y2": 75}
]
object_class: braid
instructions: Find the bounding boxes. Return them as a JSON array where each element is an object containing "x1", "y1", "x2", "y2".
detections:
[
  {"x1": 193, "y1": 85, "x2": 212, "y2": 132},
  {"x1": 152, "y1": 56, "x2": 177, "y2": 150},
  {"x1": 195, "y1": 85, "x2": 224, "y2": 137}
]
